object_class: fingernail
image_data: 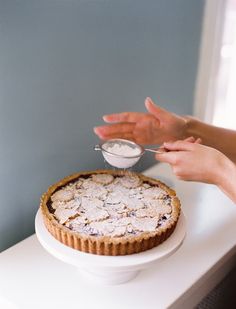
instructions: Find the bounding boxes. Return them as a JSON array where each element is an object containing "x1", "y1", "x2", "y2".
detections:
[
  {"x1": 163, "y1": 142, "x2": 172, "y2": 148},
  {"x1": 94, "y1": 127, "x2": 105, "y2": 134},
  {"x1": 145, "y1": 97, "x2": 152, "y2": 103}
]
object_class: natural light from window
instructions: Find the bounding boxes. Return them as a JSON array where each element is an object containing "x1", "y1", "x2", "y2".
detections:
[{"x1": 213, "y1": 0, "x2": 236, "y2": 129}]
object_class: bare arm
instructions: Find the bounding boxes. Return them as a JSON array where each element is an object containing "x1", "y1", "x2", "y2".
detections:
[
  {"x1": 184, "y1": 116, "x2": 236, "y2": 163},
  {"x1": 156, "y1": 141, "x2": 236, "y2": 203}
]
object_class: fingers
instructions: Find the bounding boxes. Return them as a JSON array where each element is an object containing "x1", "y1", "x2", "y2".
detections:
[
  {"x1": 103, "y1": 97, "x2": 163, "y2": 124},
  {"x1": 97, "y1": 133, "x2": 135, "y2": 141},
  {"x1": 103, "y1": 112, "x2": 145, "y2": 123},
  {"x1": 195, "y1": 137, "x2": 202, "y2": 144},
  {"x1": 94, "y1": 123, "x2": 135, "y2": 140},
  {"x1": 155, "y1": 149, "x2": 178, "y2": 165},
  {"x1": 154, "y1": 140, "x2": 195, "y2": 164},
  {"x1": 163, "y1": 140, "x2": 195, "y2": 152},
  {"x1": 155, "y1": 137, "x2": 202, "y2": 164},
  {"x1": 144, "y1": 97, "x2": 166, "y2": 119},
  {"x1": 183, "y1": 136, "x2": 202, "y2": 144},
  {"x1": 93, "y1": 130, "x2": 134, "y2": 141},
  {"x1": 184, "y1": 136, "x2": 195, "y2": 143}
]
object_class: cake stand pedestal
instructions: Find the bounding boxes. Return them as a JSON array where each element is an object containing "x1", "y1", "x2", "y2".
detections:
[{"x1": 35, "y1": 210, "x2": 186, "y2": 285}]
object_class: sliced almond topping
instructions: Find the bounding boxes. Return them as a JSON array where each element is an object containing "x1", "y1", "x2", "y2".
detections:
[
  {"x1": 92, "y1": 173, "x2": 114, "y2": 185},
  {"x1": 51, "y1": 190, "x2": 74, "y2": 202}
]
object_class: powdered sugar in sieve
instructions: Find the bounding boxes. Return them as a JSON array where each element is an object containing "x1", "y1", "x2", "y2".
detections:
[{"x1": 94, "y1": 139, "x2": 164, "y2": 169}]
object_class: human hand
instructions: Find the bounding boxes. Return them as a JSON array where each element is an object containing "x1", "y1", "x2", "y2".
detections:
[
  {"x1": 94, "y1": 97, "x2": 188, "y2": 145},
  {"x1": 155, "y1": 140, "x2": 231, "y2": 185}
]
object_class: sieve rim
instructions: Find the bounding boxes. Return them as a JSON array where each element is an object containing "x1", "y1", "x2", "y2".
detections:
[{"x1": 100, "y1": 138, "x2": 145, "y2": 159}]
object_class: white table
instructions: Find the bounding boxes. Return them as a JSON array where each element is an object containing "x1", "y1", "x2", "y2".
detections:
[{"x1": 1, "y1": 163, "x2": 236, "y2": 309}]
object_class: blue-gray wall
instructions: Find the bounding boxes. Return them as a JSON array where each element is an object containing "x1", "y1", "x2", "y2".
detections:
[{"x1": 0, "y1": 0, "x2": 204, "y2": 251}]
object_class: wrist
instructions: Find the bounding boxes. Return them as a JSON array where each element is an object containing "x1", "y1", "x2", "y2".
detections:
[
  {"x1": 182, "y1": 115, "x2": 200, "y2": 140},
  {"x1": 216, "y1": 156, "x2": 236, "y2": 203}
]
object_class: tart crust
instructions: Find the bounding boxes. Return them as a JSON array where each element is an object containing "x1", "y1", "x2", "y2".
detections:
[{"x1": 40, "y1": 169, "x2": 181, "y2": 256}]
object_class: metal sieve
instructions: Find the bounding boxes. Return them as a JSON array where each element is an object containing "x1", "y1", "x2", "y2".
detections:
[{"x1": 94, "y1": 138, "x2": 164, "y2": 169}]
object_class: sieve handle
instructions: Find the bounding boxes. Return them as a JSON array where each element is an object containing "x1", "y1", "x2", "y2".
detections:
[{"x1": 145, "y1": 147, "x2": 168, "y2": 154}]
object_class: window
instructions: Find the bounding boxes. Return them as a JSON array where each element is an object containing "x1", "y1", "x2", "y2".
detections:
[
  {"x1": 194, "y1": 0, "x2": 236, "y2": 130},
  {"x1": 213, "y1": 0, "x2": 236, "y2": 129}
]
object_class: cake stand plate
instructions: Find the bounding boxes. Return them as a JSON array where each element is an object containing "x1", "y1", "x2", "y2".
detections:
[{"x1": 35, "y1": 210, "x2": 186, "y2": 285}]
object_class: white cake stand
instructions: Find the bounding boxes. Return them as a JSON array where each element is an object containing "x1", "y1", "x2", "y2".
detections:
[{"x1": 35, "y1": 210, "x2": 186, "y2": 285}]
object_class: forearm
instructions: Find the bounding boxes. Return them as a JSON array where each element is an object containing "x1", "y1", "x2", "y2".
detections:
[
  {"x1": 183, "y1": 116, "x2": 236, "y2": 163},
  {"x1": 215, "y1": 157, "x2": 236, "y2": 204}
]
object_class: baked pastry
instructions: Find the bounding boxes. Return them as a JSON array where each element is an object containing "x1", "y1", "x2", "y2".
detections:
[{"x1": 40, "y1": 170, "x2": 181, "y2": 255}]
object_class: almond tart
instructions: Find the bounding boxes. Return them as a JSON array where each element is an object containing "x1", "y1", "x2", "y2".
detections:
[{"x1": 40, "y1": 169, "x2": 181, "y2": 256}]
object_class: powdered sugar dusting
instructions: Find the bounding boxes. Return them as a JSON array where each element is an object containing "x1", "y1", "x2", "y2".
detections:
[
  {"x1": 104, "y1": 143, "x2": 141, "y2": 157},
  {"x1": 50, "y1": 173, "x2": 173, "y2": 237}
]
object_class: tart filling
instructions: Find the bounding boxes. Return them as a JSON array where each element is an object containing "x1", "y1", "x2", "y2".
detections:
[{"x1": 40, "y1": 170, "x2": 181, "y2": 255}]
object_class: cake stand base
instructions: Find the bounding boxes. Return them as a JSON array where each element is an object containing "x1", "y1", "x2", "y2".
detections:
[
  {"x1": 78, "y1": 268, "x2": 140, "y2": 285},
  {"x1": 35, "y1": 210, "x2": 186, "y2": 285}
]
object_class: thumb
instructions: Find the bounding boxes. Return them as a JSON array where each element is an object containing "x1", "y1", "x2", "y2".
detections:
[
  {"x1": 145, "y1": 97, "x2": 166, "y2": 119},
  {"x1": 163, "y1": 140, "x2": 194, "y2": 151}
]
